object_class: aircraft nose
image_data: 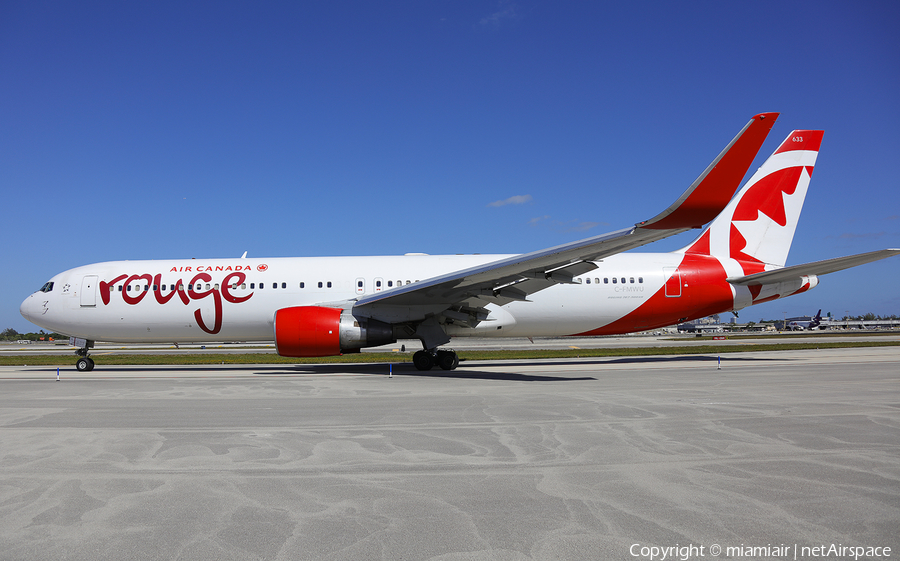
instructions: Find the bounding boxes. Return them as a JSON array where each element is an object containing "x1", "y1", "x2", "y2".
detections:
[{"x1": 20, "y1": 294, "x2": 37, "y2": 322}]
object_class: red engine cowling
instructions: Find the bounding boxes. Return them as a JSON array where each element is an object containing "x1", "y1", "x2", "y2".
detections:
[
  {"x1": 274, "y1": 306, "x2": 396, "y2": 357},
  {"x1": 274, "y1": 306, "x2": 341, "y2": 357}
]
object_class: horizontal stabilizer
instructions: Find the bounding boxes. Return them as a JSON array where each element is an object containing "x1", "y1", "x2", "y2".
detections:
[{"x1": 727, "y1": 249, "x2": 900, "y2": 286}]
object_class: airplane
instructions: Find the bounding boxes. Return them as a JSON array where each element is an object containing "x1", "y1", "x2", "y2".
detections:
[
  {"x1": 20, "y1": 113, "x2": 900, "y2": 372},
  {"x1": 786, "y1": 309, "x2": 823, "y2": 330}
]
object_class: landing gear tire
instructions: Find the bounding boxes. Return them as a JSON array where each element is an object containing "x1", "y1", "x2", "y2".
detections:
[
  {"x1": 437, "y1": 350, "x2": 459, "y2": 371},
  {"x1": 76, "y1": 357, "x2": 95, "y2": 372},
  {"x1": 413, "y1": 351, "x2": 435, "y2": 371}
]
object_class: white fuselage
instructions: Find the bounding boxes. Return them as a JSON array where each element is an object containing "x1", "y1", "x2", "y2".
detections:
[{"x1": 20, "y1": 252, "x2": 691, "y2": 343}]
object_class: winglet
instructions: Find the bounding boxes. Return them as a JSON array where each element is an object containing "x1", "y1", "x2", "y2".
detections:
[{"x1": 638, "y1": 112, "x2": 779, "y2": 230}]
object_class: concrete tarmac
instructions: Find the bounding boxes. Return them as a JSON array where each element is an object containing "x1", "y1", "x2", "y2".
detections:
[{"x1": 1, "y1": 347, "x2": 898, "y2": 560}]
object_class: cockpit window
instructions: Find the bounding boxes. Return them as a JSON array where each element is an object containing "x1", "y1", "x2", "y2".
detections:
[{"x1": 39, "y1": 282, "x2": 54, "y2": 293}]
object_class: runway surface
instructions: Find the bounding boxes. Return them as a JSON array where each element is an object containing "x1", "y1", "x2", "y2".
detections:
[{"x1": 1, "y1": 347, "x2": 898, "y2": 560}]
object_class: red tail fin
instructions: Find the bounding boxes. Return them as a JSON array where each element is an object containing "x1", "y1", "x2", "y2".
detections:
[{"x1": 681, "y1": 130, "x2": 824, "y2": 273}]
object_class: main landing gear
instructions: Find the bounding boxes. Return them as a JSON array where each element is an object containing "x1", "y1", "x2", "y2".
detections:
[{"x1": 412, "y1": 349, "x2": 459, "y2": 371}]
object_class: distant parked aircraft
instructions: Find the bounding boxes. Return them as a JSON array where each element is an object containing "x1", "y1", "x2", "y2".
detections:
[{"x1": 786, "y1": 310, "x2": 823, "y2": 330}]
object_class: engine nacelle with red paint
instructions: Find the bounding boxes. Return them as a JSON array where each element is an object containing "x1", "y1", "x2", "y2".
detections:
[{"x1": 274, "y1": 306, "x2": 395, "y2": 357}]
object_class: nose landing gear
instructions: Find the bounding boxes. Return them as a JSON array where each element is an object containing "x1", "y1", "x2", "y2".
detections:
[
  {"x1": 72, "y1": 338, "x2": 95, "y2": 371},
  {"x1": 76, "y1": 355, "x2": 95, "y2": 372}
]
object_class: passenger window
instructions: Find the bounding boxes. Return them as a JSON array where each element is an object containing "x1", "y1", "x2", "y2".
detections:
[
  {"x1": 604, "y1": 278, "x2": 608, "y2": 284},
  {"x1": 282, "y1": 282, "x2": 286, "y2": 289},
  {"x1": 299, "y1": 282, "x2": 304, "y2": 289},
  {"x1": 327, "y1": 281, "x2": 332, "y2": 288},
  {"x1": 357, "y1": 280, "x2": 363, "y2": 288},
  {"x1": 214, "y1": 284, "x2": 219, "y2": 290},
  {"x1": 318, "y1": 282, "x2": 323, "y2": 288},
  {"x1": 250, "y1": 283, "x2": 255, "y2": 289},
  {"x1": 630, "y1": 278, "x2": 634, "y2": 284},
  {"x1": 621, "y1": 278, "x2": 626, "y2": 284},
  {"x1": 272, "y1": 283, "x2": 277, "y2": 289},
  {"x1": 585, "y1": 278, "x2": 591, "y2": 284},
  {"x1": 153, "y1": 285, "x2": 158, "y2": 291},
  {"x1": 638, "y1": 277, "x2": 643, "y2": 283},
  {"x1": 376, "y1": 280, "x2": 382, "y2": 288},
  {"x1": 388, "y1": 281, "x2": 393, "y2": 287},
  {"x1": 612, "y1": 278, "x2": 617, "y2": 284},
  {"x1": 241, "y1": 283, "x2": 246, "y2": 289},
  {"x1": 118, "y1": 285, "x2": 123, "y2": 292}
]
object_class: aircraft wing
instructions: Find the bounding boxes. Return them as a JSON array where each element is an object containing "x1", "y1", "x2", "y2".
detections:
[
  {"x1": 727, "y1": 249, "x2": 900, "y2": 286},
  {"x1": 353, "y1": 113, "x2": 778, "y2": 326}
]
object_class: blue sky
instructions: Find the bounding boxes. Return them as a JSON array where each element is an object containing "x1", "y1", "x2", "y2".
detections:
[{"x1": 3, "y1": 1, "x2": 899, "y2": 333}]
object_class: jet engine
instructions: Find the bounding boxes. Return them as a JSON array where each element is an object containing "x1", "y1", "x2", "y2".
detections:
[{"x1": 274, "y1": 306, "x2": 395, "y2": 357}]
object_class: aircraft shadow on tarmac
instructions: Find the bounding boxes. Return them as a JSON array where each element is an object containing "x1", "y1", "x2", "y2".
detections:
[
  {"x1": 258, "y1": 363, "x2": 597, "y2": 382},
  {"x1": 254, "y1": 353, "x2": 789, "y2": 381}
]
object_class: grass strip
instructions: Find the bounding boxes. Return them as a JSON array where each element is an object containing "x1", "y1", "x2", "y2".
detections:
[{"x1": 2, "y1": 340, "x2": 898, "y2": 366}]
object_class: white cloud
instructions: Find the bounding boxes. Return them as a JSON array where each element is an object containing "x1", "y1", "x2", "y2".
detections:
[
  {"x1": 540, "y1": 219, "x2": 606, "y2": 233},
  {"x1": 478, "y1": 3, "x2": 518, "y2": 26},
  {"x1": 488, "y1": 194, "x2": 532, "y2": 207},
  {"x1": 563, "y1": 221, "x2": 602, "y2": 233}
]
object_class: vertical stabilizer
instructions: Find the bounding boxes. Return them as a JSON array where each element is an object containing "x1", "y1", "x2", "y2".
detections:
[{"x1": 681, "y1": 130, "x2": 823, "y2": 273}]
